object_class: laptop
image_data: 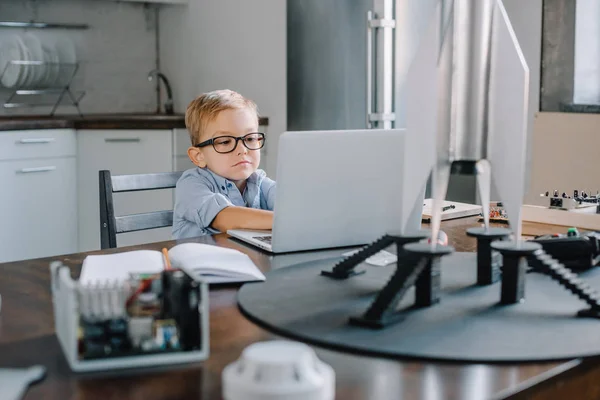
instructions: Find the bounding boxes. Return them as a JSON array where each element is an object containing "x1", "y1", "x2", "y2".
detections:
[{"x1": 227, "y1": 129, "x2": 424, "y2": 253}]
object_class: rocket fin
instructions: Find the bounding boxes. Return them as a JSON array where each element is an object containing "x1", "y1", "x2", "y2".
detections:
[
  {"x1": 430, "y1": 161, "x2": 451, "y2": 248},
  {"x1": 476, "y1": 160, "x2": 492, "y2": 229},
  {"x1": 403, "y1": 0, "x2": 451, "y2": 236},
  {"x1": 488, "y1": 0, "x2": 530, "y2": 240}
]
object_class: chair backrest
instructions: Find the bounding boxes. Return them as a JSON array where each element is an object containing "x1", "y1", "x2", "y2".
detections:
[{"x1": 99, "y1": 170, "x2": 184, "y2": 249}]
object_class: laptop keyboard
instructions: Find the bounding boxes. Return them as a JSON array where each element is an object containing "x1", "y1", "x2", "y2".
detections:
[{"x1": 253, "y1": 235, "x2": 272, "y2": 245}]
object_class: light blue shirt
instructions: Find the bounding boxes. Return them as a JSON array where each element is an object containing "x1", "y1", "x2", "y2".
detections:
[{"x1": 172, "y1": 167, "x2": 276, "y2": 239}]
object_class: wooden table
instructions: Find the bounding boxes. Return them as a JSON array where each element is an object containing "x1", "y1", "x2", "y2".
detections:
[{"x1": 1, "y1": 217, "x2": 599, "y2": 400}]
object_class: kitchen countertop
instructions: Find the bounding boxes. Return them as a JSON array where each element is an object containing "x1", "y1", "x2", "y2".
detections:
[{"x1": 0, "y1": 113, "x2": 269, "y2": 131}]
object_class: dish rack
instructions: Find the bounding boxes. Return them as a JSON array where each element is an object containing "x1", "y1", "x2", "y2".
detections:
[
  {"x1": 0, "y1": 60, "x2": 85, "y2": 116},
  {"x1": 0, "y1": 21, "x2": 87, "y2": 116}
]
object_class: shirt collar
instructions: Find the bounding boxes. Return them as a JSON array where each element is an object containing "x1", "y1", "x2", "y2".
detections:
[
  {"x1": 201, "y1": 167, "x2": 262, "y2": 191},
  {"x1": 201, "y1": 167, "x2": 230, "y2": 191}
]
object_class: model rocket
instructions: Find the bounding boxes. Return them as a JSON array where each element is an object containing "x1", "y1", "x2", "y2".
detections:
[{"x1": 400, "y1": 0, "x2": 530, "y2": 246}]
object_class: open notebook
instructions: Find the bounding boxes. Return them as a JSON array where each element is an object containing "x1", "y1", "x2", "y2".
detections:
[
  {"x1": 422, "y1": 199, "x2": 483, "y2": 221},
  {"x1": 79, "y1": 243, "x2": 265, "y2": 285}
]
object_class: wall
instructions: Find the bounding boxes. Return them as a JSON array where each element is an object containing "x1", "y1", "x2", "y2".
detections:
[
  {"x1": 526, "y1": 112, "x2": 600, "y2": 205},
  {"x1": 159, "y1": 0, "x2": 287, "y2": 176},
  {"x1": 574, "y1": 0, "x2": 600, "y2": 104},
  {"x1": 0, "y1": 0, "x2": 157, "y2": 115}
]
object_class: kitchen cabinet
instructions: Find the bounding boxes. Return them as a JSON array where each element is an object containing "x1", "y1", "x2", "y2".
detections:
[
  {"x1": 2, "y1": 122, "x2": 270, "y2": 262},
  {"x1": 109, "y1": 0, "x2": 187, "y2": 4},
  {"x1": 77, "y1": 129, "x2": 174, "y2": 252},
  {"x1": 0, "y1": 129, "x2": 77, "y2": 263}
]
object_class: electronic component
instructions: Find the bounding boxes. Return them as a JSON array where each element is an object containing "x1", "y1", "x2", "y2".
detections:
[
  {"x1": 76, "y1": 268, "x2": 203, "y2": 361},
  {"x1": 478, "y1": 202, "x2": 509, "y2": 223},
  {"x1": 162, "y1": 269, "x2": 202, "y2": 351},
  {"x1": 530, "y1": 230, "x2": 600, "y2": 271},
  {"x1": 540, "y1": 189, "x2": 599, "y2": 210}
]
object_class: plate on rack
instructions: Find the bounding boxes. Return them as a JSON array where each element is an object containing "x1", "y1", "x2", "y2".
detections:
[
  {"x1": 54, "y1": 35, "x2": 76, "y2": 87},
  {"x1": 39, "y1": 35, "x2": 60, "y2": 88},
  {"x1": 22, "y1": 33, "x2": 45, "y2": 88},
  {"x1": 0, "y1": 34, "x2": 24, "y2": 88}
]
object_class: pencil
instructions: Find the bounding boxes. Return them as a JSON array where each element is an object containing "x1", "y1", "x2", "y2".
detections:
[{"x1": 162, "y1": 248, "x2": 172, "y2": 270}]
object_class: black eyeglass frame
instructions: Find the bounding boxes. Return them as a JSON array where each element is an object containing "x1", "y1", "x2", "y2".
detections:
[{"x1": 194, "y1": 132, "x2": 266, "y2": 154}]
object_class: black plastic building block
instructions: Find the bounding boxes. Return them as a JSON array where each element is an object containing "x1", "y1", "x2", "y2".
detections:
[
  {"x1": 321, "y1": 233, "x2": 428, "y2": 280},
  {"x1": 530, "y1": 231, "x2": 600, "y2": 271},
  {"x1": 466, "y1": 227, "x2": 512, "y2": 285},
  {"x1": 491, "y1": 241, "x2": 541, "y2": 304},
  {"x1": 526, "y1": 248, "x2": 600, "y2": 318},
  {"x1": 349, "y1": 242, "x2": 454, "y2": 329},
  {"x1": 411, "y1": 242, "x2": 453, "y2": 307}
]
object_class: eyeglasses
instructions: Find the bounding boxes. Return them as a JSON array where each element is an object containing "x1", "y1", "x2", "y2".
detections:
[{"x1": 195, "y1": 132, "x2": 265, "y2": 154}]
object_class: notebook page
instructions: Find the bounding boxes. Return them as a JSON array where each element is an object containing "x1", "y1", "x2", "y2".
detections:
[
  {"x1": 79, "y1": 250, "x2": 164, "y2": 285},
  {"x1": 168, "y1": 243, "x2": 265, "y2": 282}
]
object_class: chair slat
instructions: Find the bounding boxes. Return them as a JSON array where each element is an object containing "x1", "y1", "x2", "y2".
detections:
[
  {"x1": 111, "y1": 172, "x2": 183, "y2": 192},
  {"x1": 115, "y1": 211, "x2": 174, "y2": 233}
]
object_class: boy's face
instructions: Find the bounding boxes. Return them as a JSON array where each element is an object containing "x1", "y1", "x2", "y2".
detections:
[{"x1": 187, "y1": 108, "x2": 261, "y2": 182}]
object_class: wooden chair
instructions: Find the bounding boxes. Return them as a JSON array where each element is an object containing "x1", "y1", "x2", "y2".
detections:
[{"x1": 99, "y1": 170, "x2": 184, "y2": 249}]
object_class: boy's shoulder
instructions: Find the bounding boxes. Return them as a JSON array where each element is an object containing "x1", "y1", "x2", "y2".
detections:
[{"x1": 177, "y1": 167, "x2": 218, "y2": 188}]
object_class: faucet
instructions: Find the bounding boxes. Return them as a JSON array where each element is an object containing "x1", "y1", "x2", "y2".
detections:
[{"x1": 148, "y1": 69, "x2": 174, "y2": 115}]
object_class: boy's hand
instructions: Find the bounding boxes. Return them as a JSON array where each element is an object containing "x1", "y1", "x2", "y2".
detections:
[{"x1": 211, "y1": 206, "x2": 273, "y2": 232}]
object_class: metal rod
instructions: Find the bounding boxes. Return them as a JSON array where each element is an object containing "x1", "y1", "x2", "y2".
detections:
[
  {"x1": 16, "y1": 89, "x2": 64, "y2": 95},
  {"x1": 17, "y1": 166, "x2": 57, "y2": 173},
  {"x1": 9, "y1": 60, "x2": 77, "y2": 66},
  {"x1": 0, "y1": 21, "x2": 88, "y2": 29},
  {"x1": 366, "y1": 11, "x2": 373, "y2": 129},
  {"x1": 104, "y1": 138, "x2": 142, "y2": 143},
  {"x1": 50, "y1": 88, "x2": 69, "y2": 116},
  {"x1": 4, "y1": 103, "x2": 60, "y2": 108},
  {"x1": 19, "y1": 138, "x2": 55, "y2": 144},
  {"x1": 154, "y1": 5, "x2": 161, "y2": 114},
  {"x1": 66, "y1": 89, "x2": 85, "y2": 117}
]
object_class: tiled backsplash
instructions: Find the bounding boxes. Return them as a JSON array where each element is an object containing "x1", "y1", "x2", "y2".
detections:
[{"x1": 0, "y1": 0, "x2": 158, "y2": 115}]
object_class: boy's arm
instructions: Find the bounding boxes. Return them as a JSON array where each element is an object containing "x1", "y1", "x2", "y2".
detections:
[{"x1": 211, "y1": 206, "x2": 273, "y2": 232}]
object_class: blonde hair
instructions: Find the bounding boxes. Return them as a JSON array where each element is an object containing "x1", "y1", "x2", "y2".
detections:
[{"x1": 185, "y1": 89, "x2": 259, "y2": 146}]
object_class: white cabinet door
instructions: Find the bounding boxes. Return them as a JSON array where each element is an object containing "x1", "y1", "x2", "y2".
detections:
[
  {"x1": 0, "y1": 157, "x2": 77, "y2": 263},
  {"x1": 77, "y1": 130, "x2": 174, "y2": 252},
  {"x1": 0, "y1": 129, "x2": 76, "y2": 161}
]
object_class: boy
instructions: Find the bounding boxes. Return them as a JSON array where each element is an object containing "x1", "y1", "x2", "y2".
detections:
[{"x1": 172, "y1": 89, "x2": 276, "y2": 239}]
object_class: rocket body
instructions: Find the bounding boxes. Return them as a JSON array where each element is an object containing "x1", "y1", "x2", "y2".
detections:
[
  {"x1": 445, "y1": 0, "x2": 494, "y2": 163},
  {"x1": 402, "y1": 0, "x2": 531, "y2": 242}
]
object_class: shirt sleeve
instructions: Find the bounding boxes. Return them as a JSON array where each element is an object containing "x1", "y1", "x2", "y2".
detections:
[
  {"x1": 260, "y1": 176, "x2": 277, "y2": 210},
  {"x1": 174, "y1": 174, "x2": 234, "y2": 231}
]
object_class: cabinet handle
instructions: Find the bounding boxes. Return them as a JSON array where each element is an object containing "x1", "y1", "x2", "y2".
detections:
[
  {"x1": 104, "y1": 138, "x2": 141, "y2": 143},
  {"x1": 18, "y1": 138, "x2": 55, "y2": 144},
  {"x1": 18, "y1": 166, "x2": 57, "y2": 173}
]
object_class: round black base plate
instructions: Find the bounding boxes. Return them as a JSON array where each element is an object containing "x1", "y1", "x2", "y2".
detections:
[
  {"x1": 238, "y1": 252, "x2": 600, "y2": 363},
  {"x1": 466, "y1": 227, "x2": 512, "y2": 239}
]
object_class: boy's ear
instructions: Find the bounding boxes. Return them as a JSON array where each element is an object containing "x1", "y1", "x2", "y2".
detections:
[{"x1": 187, "y1": 147, "x2": 207, "y2": 168}]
